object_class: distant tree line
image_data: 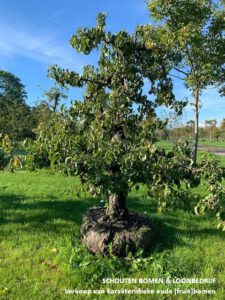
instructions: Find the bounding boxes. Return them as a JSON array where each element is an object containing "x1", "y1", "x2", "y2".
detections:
[
  {"x1": 158, "y1": 118, "x2": 225, "y2": 142},
  {"x1": 0, "y1": 70, "x2": 66, "y2": 141}
]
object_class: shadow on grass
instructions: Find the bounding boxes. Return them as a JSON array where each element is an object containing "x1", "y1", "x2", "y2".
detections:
[
  {"x1": 128, "y1": 196, "x2": 225, "y2": 253},
  {"x1": 0, "y1": 193, "x2": 223, "y2": 251},
  {"x1": 0, "y1": 193, "x2": 99, "y2": 234}
]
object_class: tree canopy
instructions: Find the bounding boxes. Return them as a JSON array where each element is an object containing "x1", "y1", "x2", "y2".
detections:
[
  {"x1": 0, "y1": 70, "x2": 27, "y2": 104},
  {"x1": 24, "y1": 11, "x2": 225, "y2": 232},
  {"x1": 0, "y1": 70, "x2": 36, "y2": 140},
  {"x1": 47, "y1": 13, "x2": 189, "y2": 218},
  {"x1": 144, "y1": 0, "x2": 225, "y2": 163}
]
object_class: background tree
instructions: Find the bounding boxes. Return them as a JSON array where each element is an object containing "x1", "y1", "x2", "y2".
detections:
[
  {"x1": 205, "y1": 119, "x2": 218, "y2": 141},
  {"x1": 42, "y1": 84, "x2": 68, "y2": 113},
  {"x1": 0, "y1": 70, "x2": 36, "y2": 140},
  {"x1": 24, "y1": 85, "x2": 68, "y2": 170},
  {"x1": 220, "y1": 118, "x2": 225, "y2": 130},
  {"x1": 220, "y1": 118, "x2": 225, "y2": 140},
  {"x1": 146, "y1": 0, "x2": 225, "y2": 164},
  {"x1": 29, "y1": 84, "x2": 68, "y2": 132},
  {"x1": 183, "y1": 120, "x2": 195, "y2": 141}
]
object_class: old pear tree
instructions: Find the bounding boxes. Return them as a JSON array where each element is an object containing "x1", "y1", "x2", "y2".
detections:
[{"x1": 44, "y1": 14, "x2": 197, "y2": 255}]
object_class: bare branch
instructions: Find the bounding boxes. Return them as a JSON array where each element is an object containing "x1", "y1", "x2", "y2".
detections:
[{"x1": 173, "y1": 67, "x2": 189, "y2": 76}]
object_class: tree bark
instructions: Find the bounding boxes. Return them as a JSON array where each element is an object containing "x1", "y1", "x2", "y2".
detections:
[
  {"x1": 193, "y1": 90, "x2": 199, "y2": 165},
  {"x1": 107, "y1": 192, "x2": 128, "y2": 220}
]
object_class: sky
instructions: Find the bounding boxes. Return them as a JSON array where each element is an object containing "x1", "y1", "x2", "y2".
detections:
[{"x1": 0, "y1": 0, "x2": 224, "y2": 125}]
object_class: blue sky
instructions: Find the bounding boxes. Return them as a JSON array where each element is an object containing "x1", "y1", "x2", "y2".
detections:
[{"x1": 0, "y1": 0, "x2": 224, "y2": 125}]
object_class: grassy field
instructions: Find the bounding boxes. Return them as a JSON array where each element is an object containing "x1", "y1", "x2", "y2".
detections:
[
  {"x1": 157, "y1": 140, "x2": 225, "y2": 150},
  {"x1": 199, "y1": 141, "x2": 225, "y2": 148},
  {"x1": 156, "y1": 140, "x2": 225, "y2": 167},
  {"x1": 0, "y1": 170, "x2": 225, "y2": 300},
  {"x1": 156, "y1": 141, "x2": 174, "y2": 150}
]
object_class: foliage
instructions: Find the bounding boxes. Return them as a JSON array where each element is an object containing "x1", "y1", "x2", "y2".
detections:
[
  {"x1": 146, "y1": 0, "x2": 225, "y2": 163},
  {"x1": 194, "y1": 153, "x2": 225, "y2": 231},
  {"x1": 0, "y1": 133, "x2": 12, "y2": 169},
  {"x1": 0, "y1": 133, "x2": 12, "y2": 153},
  {"x1": 24, "y1": 85, "x2": 70, "y2": 170},
  {"x1": 147, "y1": 0, "x2": 225, "y2": 91},
  {"x1": 0, "y1": 133, "x2": 23, "y2": 171},
  {"x1": 46, "y1": 13, "x2": 189, "y2": 217},
  {"x1": 149, "y1": 140, "x2": 200, "y2": 211},
  {"x1": 150, "y1": 144, "x2": 225, "y2": 230},
  {"x1": 0, "y1": 70, "x2": 27, "y2": 103},
  {"x1": 44, "y1": 85, "x2": 68, "y2": 112},
  {"x1": 26, "y1": 106, "x2": 225, "y2": 228},
  {"x1": 24, "y1": 106, "x2": 77, "y2": 171},
  {"x1": 0, "y1": 70, "x2": 36, "y2": 140},
  {"x1": 25, "y1": 13, "x2": 224, "y2": 227}
]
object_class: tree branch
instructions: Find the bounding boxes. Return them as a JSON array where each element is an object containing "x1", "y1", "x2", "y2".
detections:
[
  {"x1": 173, "y1": 67, "x2": 189, "y2": 76},
  {"x1": 169, "y1": 73, "x2": 185, "y2": 81}
]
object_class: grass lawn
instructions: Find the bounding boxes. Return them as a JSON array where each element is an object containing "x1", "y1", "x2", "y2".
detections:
[
  {"x1": 199, "y1": 141, "x2": 225, "y2": 148},
  {"x1": 214, "y1": 155, "x2": 225, "y2": 167},
  {"x1": 157, "y1": 140, "x2": 225, "y2": 150},
  {"x1": 156, "y1": 141, "x2": 174, "y2": 150},
  {"x1": 0, "y1": 170, "x2": 224, "y2": 299},
  {"x1": 156, "y1": 140, "x2": 225, "y2": 167}
]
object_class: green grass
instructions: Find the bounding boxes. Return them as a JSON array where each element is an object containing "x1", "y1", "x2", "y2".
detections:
[
  {"x1": 156, "y1": 140, "x2": 174, "y2": 150},
  {"x1": 0, "y1": 170, "x2": 225, "y2": 300},
  {"x1": 157, "y1": 140, "x2": 225, "y2": 150},
  {"x1": 213, "y1": 155, "x2": 225, "y2": 168},
  {"x1": 156, "y1": 140, "x2": 225, "y2": 167},
  {"x1": 199, "y1": 141, "x2": 225, "y2": 148}
]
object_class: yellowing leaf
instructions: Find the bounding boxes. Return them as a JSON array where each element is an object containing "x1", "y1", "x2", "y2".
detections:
[{"x1": 13, "y1": 157, "x2": 21, "y2": 168}]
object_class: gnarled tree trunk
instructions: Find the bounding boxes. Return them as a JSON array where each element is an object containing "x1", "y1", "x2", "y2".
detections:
[{"x1": 107, "y1": 192, "x2": 128, "y2": 220}]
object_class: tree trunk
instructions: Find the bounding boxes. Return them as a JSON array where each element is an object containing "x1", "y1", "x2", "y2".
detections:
[
  {"x1": 107, "y1": 192, "x2": 128, "y2": 220},
  {"x1": 193, "y1": 90, "x2": 199, "y2": 165}
]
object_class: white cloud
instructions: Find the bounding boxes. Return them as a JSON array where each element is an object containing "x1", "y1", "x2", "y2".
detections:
[
  {"x1": 50, "y1": 10, "x2": 65, "y2": 22},
  {"x1": 0, "y1": 22, "x2": 85, "y2": 70}
]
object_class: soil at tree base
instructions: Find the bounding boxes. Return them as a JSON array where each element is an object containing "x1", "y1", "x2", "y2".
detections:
[{"x1": 81, "y1": 207, "x2": 155, "y2": 257}]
